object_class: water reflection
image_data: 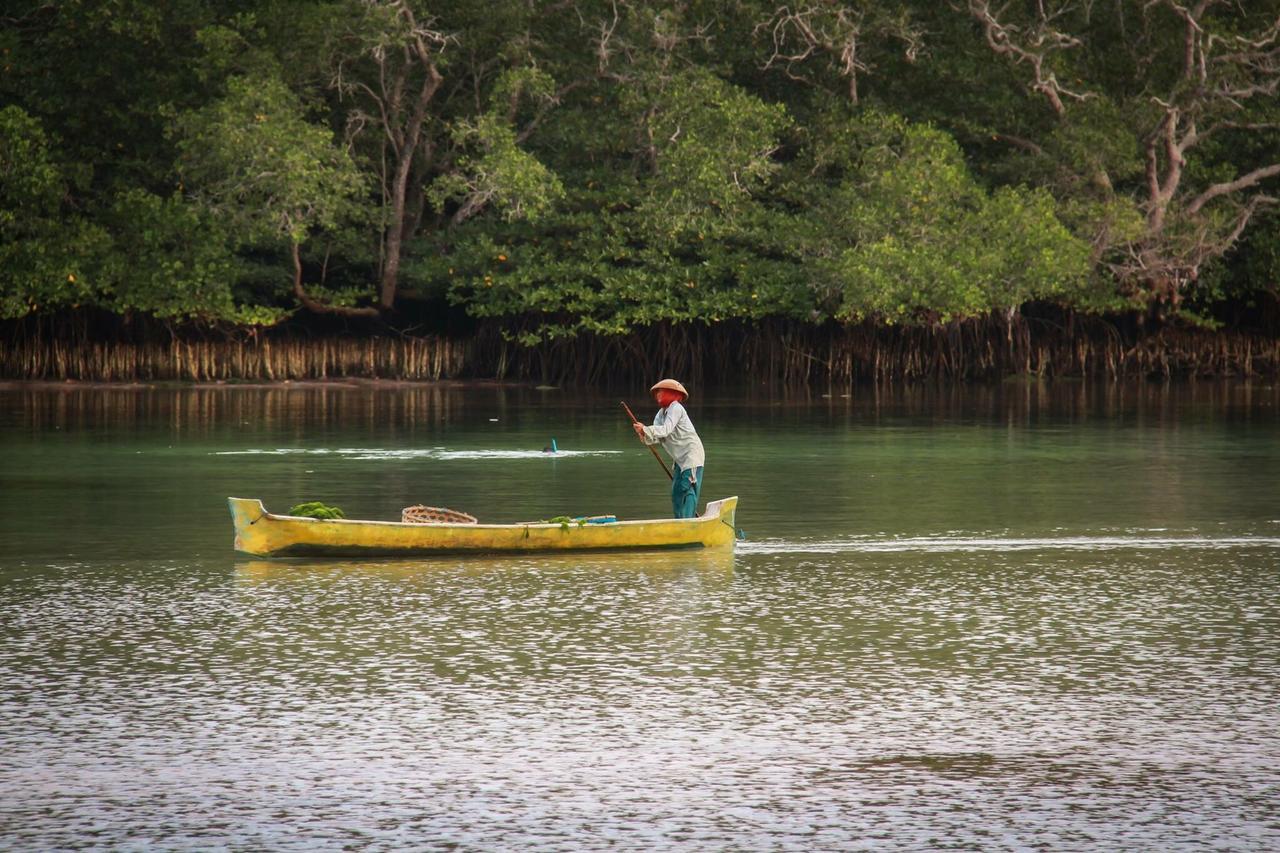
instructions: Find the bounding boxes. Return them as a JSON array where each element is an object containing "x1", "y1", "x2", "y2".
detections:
[
  {"x1": 3, "y1": 379, "x2": 1277, "y2": 435},
  {"x1": 235, "y1": 547, "x2": 737, "y2": 581}
]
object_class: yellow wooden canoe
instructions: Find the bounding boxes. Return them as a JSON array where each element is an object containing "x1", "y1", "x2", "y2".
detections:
[{"x1": 228, "y1": 496, "x2": 739, "y2": 558}]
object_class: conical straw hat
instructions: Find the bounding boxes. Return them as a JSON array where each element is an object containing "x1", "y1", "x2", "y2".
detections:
[{"x1": 649, "y1": 378, "x2": 689, "y2": 400}]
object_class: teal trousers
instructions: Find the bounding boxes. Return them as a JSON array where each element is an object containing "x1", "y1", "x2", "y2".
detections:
[{"x1": 672, "y1": 464, "x2": 704, "y2": 519}]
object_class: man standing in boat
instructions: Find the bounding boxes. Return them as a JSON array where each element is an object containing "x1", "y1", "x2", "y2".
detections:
[{"x1": 633, "y1": 379, "x2": 705, "y2": 519}]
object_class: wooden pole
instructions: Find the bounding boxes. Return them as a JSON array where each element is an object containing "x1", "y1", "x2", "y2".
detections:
[{"x1": 621, "y1": 401, "x2": 673, "y2": 481}]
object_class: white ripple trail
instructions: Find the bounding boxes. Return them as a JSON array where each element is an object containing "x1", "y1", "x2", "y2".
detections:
[{"x1": 738, "y1": 535, "x2": 1280, "y2": 554}]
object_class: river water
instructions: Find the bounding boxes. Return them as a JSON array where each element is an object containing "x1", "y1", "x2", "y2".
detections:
[{"x1": 1, "y1": 381, "x2": 1278, "y2": 850}]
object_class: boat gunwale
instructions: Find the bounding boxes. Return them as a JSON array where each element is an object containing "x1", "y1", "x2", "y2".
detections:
[{"x1": 231, "y1": 497, "x2": 735, "y2": 530}]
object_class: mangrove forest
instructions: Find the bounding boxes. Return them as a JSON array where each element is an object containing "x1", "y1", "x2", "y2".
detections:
[{"x1": 3, "y1": 0, "x2": 1280, "y2": 383}]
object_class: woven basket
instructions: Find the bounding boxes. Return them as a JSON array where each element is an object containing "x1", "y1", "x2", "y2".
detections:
[{"x1": 401, "y1": 505, "x2": 478, "y2": 525}]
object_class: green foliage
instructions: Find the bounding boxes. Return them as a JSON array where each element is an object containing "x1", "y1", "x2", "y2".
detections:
[
  {"x1": 173, "y1": 74, "x2": 366, "y2": 247},
  {"x1": 440, "y1": 68, "x2": 803, "y2": 341},
  {"x1": 428, "y1": 112, "x2": 565, "y2": 224},
  {"x1": 4, "y1": 0, "x2": 1279, "y2": 337},
  {"x1": 170, "y1": 72, "x2": 373, "y2": 314},
  {"x1": 441, "y1": 192, "x2": 814, "y2": 342},
  {"x1": 812, "y1": 113, "x2": 1092, "y2": 322},
  {"x1": 424, "y1": 66, "x2": 567, "y2": 226},
  {"x1": 1042, "y1": 98, "x2": 1143, "y2": 188},
  {"x1": 1232, "y1": 211, "x2": 1280, "y2": 298},
  {"x1": 0, "y1": 106, "x2": 105, "y2": 318},
  {"x1": 96, "y1": 189, "x2": 269, "y2": 321},
  {"x1": 0, "y1": 106, "x2": 64, "y2": 218},
  {"x1": 633, "y1": 68, "x2": 792, "y2": 227},
  {"x1": 0, "y1": 105, "x2": 274, "y2": 323},
  {"x1": 193, "y1": 16, "x2": 278, "y2": 82},
  {"x1": 288, "y1": 501, "x2": 346, "y2": 519}
]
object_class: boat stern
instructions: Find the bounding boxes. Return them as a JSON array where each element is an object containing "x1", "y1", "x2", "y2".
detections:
[
  {"x1": 701, "y1": 496, "x2": 738, "y2": 546},
  {"x1": 228, "y1": 497, "x2": 270, "y2": 556}
]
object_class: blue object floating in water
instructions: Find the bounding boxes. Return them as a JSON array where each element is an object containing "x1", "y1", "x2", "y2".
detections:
[{"x1": 551, "y1": 438, "x2": 558, "y2": 453}]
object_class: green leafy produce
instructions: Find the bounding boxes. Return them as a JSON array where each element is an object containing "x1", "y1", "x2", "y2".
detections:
[
  {"x1": 288, "y1": 501, "x2": 345, "y2": 520},
  {"x1": 540, "y1": 515, "x2": 586, "y2": 531}
]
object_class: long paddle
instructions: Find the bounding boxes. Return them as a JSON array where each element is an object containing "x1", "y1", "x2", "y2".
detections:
[{"x1": 621, "y1": 401, "x2": 673, "y2": 481}]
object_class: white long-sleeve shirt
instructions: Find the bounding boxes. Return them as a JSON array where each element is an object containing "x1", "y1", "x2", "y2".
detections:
[{"x1": 641, "y1": 400, "x2": 705, "y2": 471}]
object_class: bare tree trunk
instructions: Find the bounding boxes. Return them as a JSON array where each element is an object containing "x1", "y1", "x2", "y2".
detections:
[{"x1": 380, "y1": 63, "x2": 443, "y2": 311}]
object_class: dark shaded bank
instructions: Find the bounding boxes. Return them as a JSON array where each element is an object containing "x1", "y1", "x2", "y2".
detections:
[{"x1": 3, "y1": 312, "x2": 1279, "y2": 385}]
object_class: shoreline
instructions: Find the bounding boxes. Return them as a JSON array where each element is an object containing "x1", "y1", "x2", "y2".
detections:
[
  {"x1": 4, "y1": 320, "x2": 1278, "y2": 385},
  {"x1": 2, "y1": 376, "x2": 1276, "y2": 394}
]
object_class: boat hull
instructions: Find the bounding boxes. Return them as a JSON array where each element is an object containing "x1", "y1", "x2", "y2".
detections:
[{"x1": 228, "y1": 496, "x2": 738, "y2": 558}]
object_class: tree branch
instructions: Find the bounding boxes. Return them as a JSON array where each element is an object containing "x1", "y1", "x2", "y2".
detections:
[
  {"x1": 1187, "y1": 163, "x2": 1280, "y2": 214},
  {"x1": 967, "y1": 0, "x2": 1094, "y2": 117},
  {"x1": 991, "y1": 133, "x2": 1046, "y2": 156},
  {"x1": 755, "y1": 3, "x2": 923, "y2": 104},
  {"x1": 515, "y1": 79, "x2": 588, "y2": 144},
  {"x1": 291, "y1": 242, "x2": 379, "y2": 317}
]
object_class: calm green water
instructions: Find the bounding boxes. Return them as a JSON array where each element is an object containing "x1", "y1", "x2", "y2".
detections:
[{"x1": 2, "y1": 382, "x2": 1278, "y2": 850}]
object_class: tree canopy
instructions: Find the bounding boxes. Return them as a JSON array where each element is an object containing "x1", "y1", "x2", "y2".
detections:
[{"x1": 2, "y1": 0, "x2": 1278, "y2": 334}]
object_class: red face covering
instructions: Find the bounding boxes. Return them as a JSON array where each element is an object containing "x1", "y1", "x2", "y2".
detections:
[{"x1": 653, "y1": 389, "x2": 683, "y2": 408}]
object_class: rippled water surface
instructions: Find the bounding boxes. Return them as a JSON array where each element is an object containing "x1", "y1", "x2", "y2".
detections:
[{"x1": 2, "y1": 382, "x2": 1279, "y2": 849}]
